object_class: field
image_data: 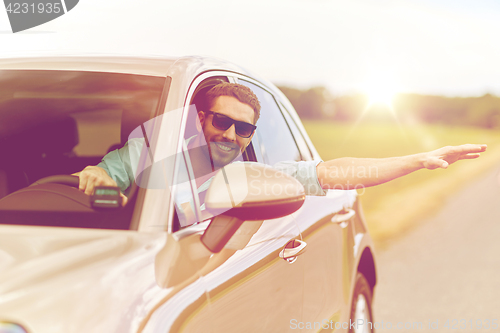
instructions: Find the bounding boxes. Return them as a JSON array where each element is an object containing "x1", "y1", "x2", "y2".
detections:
[{"x1": 302, "y1": 120, "x2": 500, "y2": 246}]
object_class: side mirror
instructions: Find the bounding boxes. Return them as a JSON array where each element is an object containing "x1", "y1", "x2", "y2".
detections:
[
  {"x1": 201, "y1": 162, "x2": 305, "y2": 253},
  {"x1": 205, "y1": 162, "x2": 305, "y2": 220}
]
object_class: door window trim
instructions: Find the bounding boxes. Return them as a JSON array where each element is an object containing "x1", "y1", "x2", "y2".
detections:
[
  {"x1": 170, "y1": 72, "x2": 234, "y2": 233},
  {"x1": 234, "y1": 75, "x2": 304, "y2": 163},
  {"x1": 278, "y1": 101, "x2": 314, "y2": 161}
]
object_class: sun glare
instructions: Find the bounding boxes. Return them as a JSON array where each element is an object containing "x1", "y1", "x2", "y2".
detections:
[
  {"x1": 362, "y1": 69, "x2": 399, "y2": 109},
  {"x1": 367, "y1": 86, "x2": 396, "y2": 107}
]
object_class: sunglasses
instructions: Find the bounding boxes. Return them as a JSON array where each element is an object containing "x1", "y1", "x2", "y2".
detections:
[{"x1": 205, "y1": 111, "x2": 257, "y2": 138}]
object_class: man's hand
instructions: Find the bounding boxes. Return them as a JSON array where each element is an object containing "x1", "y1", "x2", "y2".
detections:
[
  {"x1": 421, "y1": 144, "x2": 487, "y2": 170},
  {"x1": 317, "y1": 143, "x2": 488, "y2": 190},
  {"x1": 74, "y1": 166, "x2": 128, "y2": 205}
]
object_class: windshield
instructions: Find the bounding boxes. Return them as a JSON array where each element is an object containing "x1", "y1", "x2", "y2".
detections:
[{"x1": 0, "y1": 70, "x2": 166, "y2": 229}]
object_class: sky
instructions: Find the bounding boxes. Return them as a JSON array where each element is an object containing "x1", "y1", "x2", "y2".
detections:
[{"x1": 1, "y1": 0, "x2": 500, "y2": 97}]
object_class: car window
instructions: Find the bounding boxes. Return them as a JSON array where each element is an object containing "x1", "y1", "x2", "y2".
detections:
[
  {"x1": 238, "y1": 80, "x2": 302, "y2": 165},
  {"x1": 172, "y1": 77, "x2": 305, "y2": 231},
  {"x1": 172, "y1": 76, "x2": 233, "y2": 231},
  {"x1": 0, "y1": 70, "x2": 166, "y2": 229},
  {"x1": 279, "y1": 102, "x2": 313, "y2": 161}
]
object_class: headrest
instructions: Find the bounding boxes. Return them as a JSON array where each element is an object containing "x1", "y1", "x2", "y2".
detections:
[
  {"x1": 31, "y1": 117, "x2": 79, "y2": 154},
  {"x1": 0, "y1": 116, "x2": 79, "y2": 159}
]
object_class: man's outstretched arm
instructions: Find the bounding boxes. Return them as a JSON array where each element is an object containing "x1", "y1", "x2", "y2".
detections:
[{"x1": 316, "y1": 144, "x2": 487, "y2": 190}]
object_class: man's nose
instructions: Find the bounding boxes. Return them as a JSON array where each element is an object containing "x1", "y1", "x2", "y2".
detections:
[{"x1": 222, "y1": 124, "x2": 236, "y2": 141}]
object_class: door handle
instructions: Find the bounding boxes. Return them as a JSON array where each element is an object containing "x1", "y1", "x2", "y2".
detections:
[
  {"x1": 331, "y1": 208, "x2": 355, "y2": 227},
  {"x1": 279, "y1": 239, "x2": 307, "y2": 264}
]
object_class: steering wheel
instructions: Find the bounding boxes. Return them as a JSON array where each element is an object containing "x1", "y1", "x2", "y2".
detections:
[{"x1": 30, "y1": 175, "x2": 80, "y2": 188}]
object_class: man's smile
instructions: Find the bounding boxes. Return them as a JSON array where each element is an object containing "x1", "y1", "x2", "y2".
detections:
[{"x1": 214, "y1": 142, "x2": 237, "y2": 153}]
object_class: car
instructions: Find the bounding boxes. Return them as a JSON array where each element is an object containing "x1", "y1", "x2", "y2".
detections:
[{"x1": 0, "y1": 55, "x2": 377, "y2": 333}]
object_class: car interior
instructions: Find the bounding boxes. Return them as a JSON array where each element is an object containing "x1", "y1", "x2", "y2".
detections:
[{"x1": 0, "y1": 70, "x2": 166, "y2": 228}]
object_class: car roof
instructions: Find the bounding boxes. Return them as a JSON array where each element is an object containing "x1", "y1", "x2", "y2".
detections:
[
  {"x1": 0, "y1": 55, "x2": 177, "y2": 76},
  {"x1": 0, "y1": 55, "x2": 256, "y2": 78},
  {"x1": 0, "y1": 54, "x2": 284, "y2": 104}
]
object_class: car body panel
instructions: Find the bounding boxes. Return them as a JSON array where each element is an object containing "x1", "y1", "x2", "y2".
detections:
[
  {"x1": 0, "y1": 225, "x2": 170, "y2": 333},
  {"x1": 144, "y1": 217, "x2": 305, "y2": 332}
]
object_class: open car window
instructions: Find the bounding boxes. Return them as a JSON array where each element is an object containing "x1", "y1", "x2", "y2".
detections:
[
  {"x1": 0, "y1": 70, "x2": 167, "y2": 229},
  {"x1": 171, "y1": 76, "x2": 230, "y2": 231},
  {"x1": 171, "y1": 75, "x2": 262, "y2": 232},
  {"x1": 238, "y1": 80, "x2": 303, "y2": 164}
]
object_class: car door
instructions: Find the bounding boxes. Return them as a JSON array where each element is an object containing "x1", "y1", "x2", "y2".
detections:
[
  {"x1": 182, "y1": 74, "x2": 308, "y2": 332},
  {"x1": 239, "y1": 78, "x2": 358, "y2": 331},
  {"x1": 145, "y1": 73, "x2": 306, "y2": 333}
]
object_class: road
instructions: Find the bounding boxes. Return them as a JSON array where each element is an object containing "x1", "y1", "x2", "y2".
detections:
[{"x1": 372, "y1": 165, "x2": 500, "y2": 332}]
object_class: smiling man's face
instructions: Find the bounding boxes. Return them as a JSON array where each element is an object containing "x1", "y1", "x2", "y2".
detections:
[{"x1": 198, "y1": 95, "x2": 255, "y2": 168}]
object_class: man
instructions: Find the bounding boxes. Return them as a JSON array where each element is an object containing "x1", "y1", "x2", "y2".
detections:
[{"x1": 76, "y1": 83, "x2": 487, "y2": 204}]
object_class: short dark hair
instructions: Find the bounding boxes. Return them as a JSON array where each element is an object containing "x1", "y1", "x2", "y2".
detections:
[{"x1": 205, "y1": 83, "x2": 261, "y2": 123}]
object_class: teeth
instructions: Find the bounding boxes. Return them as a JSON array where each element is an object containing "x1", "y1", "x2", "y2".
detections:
[{"x1": 216, "y1": 143, "x2": 233, "y2": 151}]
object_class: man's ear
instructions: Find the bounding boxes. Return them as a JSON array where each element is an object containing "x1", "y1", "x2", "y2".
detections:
[{"x1": 196, "y1": 111, "x2": 206, "y2": 132}]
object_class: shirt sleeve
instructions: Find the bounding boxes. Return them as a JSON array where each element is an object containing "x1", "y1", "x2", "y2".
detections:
[
  {"x1": 97, "y1": 139, "x2": 144, "y2": 194},
  {"x1": 272, "y1": 160, "x2": 327, "y2": 196}
]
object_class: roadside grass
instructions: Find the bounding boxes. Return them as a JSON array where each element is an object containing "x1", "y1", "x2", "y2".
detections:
[{"x1": 302, "y1": 120, "x2": 500, "y2": 246}]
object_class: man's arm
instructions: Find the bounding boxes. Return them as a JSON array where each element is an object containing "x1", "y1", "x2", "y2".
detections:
[
  {"x1": 316, "y1": 144, "x2": 487, "y2": 190},
  {"x1": 73, "y1": 139, "x2": 145, "y2": 203}
]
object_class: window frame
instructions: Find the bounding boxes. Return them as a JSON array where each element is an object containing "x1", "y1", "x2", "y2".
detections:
[
  {"x1": 169, "y1": 71, "x2": 236, "y2": 235},
  {"x1": 234, "y1": 75, "x2": 304, "y2": 164},
  {"x1": 277, "y1": 101, "x2": 314, "y2": 161},
  {"x1": 168, "y1": 72, "x2": 314, "y2": 235}
]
